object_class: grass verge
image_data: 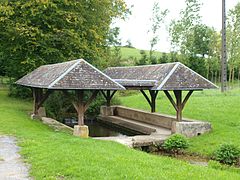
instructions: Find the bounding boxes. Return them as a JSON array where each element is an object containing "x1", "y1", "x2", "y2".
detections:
[
  {"x1": 0, "y1": 88, "x2": 240, "y2": 179},
  {"x1": 119, "y1": 89, "x2": 240, "y2": 156}
]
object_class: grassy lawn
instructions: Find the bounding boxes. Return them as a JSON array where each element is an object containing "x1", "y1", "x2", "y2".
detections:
[
  {"x1": 0, "y1": 88, "x2": 240, "y2": 179},
  {"x1": 120, "y1": 47, "x2": 162, "y2": 59},
  {"x1": 119, "y1": 88, "x2": 240, "y2": 156}
]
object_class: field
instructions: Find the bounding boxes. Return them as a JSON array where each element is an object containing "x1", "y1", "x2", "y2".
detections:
[
  {"x1": 119, "y1": 88, "x2": 240, "y2": 155},
  {"x1": 119, "y1": 47, "x2": 162, "y2": 65},
  {"x1": 1, "y1": 87, "x2": 240, "y2": 179}
]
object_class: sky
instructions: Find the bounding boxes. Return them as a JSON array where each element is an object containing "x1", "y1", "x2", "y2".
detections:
[{"x1": 113, "y1": 0, "x2": 239, "y2": 52}]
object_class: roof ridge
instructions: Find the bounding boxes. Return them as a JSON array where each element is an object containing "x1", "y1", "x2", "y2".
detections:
[
  {"x1": 41, "y1": 59, "x2": 78, "y2": 67},
  {"x1": 48, "y1": 60, "x2": 80, "y2": 88},
  {"x1": 105, "y1": 62, "x2": 178, "y2": 70},
  {"x1": 156, "y1": 62, "x2": 180, "y2": 90},
  {"x1": 81, "y1": 59, "x2": 125, "y2": 90}
]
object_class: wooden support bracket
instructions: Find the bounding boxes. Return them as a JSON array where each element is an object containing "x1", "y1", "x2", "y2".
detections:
[
  {"x1": 72, "y1": 90, "x2": 99, "y2": 125},
  {"x1": 140, "y1": 90, "x2": 158, "y2": 112},
  {"x1": 164, "y1": 90, "x2": 194, "y2": 121},
  {"x1": 32, "y1": 88, "x2": 52, "y2": 115},
  {"x1": 101, "y1": 90, "x2": 117, "y2": 106}
]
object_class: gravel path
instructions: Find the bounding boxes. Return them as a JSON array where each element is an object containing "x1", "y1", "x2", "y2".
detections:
[{"x1": 0, "y1": 136, "x2": 31, "y2": 180}]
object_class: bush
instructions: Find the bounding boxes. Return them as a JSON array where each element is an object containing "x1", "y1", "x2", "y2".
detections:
[
  {"x1": 162, "y1": 134, "x2": 189, "y2": 153},
  {"x1": 213, "y1": 144, "x2": 240, "y2": 165},
  {"x1": 8, "y1": 83, "x2": 32, "y2": 99}
]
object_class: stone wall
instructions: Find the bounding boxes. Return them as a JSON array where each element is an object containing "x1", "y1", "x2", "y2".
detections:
[{"x1": 100, "y1": 106, "x2": 174, "y2": 129}]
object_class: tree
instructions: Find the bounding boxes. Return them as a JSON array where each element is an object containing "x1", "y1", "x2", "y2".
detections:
[
  {"x1": 227, "y1": 3, "x2": 240, "y2": 83},
  {"x1": 137, "y1": 50, "x2": 148, "y2": 65},
  {"x1": 125, "y1": 39, "x2": 134, "y2": 48},
  {"x1": 169, "y1": 0, "x2": 202, "y2": 54},
  {"x1": 148, "y1": 1, "x2": 168, "y2": 64},
  {"x1": 0, "y1": 0, "x2": 128, "y2": 79},
  {"x1": 169, "y1": 0, "x2": 221, "y2": 78},
  {"x1": 159, "y1": 52, "x2": 168, "y2": 63}
]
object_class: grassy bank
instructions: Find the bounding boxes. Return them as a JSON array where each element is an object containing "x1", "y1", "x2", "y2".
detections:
[
  {"x1": 0, "y1": 88, "x2": 240, "y2": 179},
  {"x1": 119, "y1": 89, "x2": 240, "y2": 156}
]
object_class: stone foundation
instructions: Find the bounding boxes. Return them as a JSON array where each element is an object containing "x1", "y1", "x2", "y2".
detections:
[
  {"x1": 73, "y1": 125, "x2": 89, "y2": 138},
  {"x1": 172, "y1": 121, "x2": 211, "y2": 137}
]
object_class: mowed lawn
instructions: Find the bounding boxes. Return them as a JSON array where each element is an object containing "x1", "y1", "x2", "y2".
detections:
[
  {"x1": 0, "y1": 88, "x2": 240, "y2": 179},
  {"x1": 120, "y1": 88, "x2": 240, "y2": 155}
]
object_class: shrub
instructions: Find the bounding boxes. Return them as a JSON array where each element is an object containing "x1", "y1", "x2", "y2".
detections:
[
  {"x1": 162, "y1": 134, "x2": 189, "y2": 153},
  {"x1": 213, "y1": 144, "x2": 240, "y2": 165},
  {"x1": 8, "y1": 83, "x2": 32, "y2": 99}
]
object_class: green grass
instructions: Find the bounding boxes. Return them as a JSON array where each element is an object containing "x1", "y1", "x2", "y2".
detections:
[
  {"x1": 120, "y1": 47, "x2": 162, "y2": 61},
  {"x1": 119, "y1": 89, "x2": 240, "y2": 156},
  {"x1": 0, "y1": 88, "x2": 240, "y2": 179}
]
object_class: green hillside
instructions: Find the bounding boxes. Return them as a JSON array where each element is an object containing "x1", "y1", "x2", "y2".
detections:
[{"x1": 120, "y1": 47, "x2": 162, "y2": 60}]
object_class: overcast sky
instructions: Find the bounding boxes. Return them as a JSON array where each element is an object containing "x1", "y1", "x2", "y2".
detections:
[{"x1": 113, "y1": 0, "x2": 239, "y2": 52}]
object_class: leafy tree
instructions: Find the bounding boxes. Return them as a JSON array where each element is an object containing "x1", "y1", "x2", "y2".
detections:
[
  {"x1": 227, "y1": 3, "x2": 240, "y2": 83},
  {"x1": 148, "y1": 1, "x2": 168, "y2": 64},
  {"x1": 159, "y1": 52, "x2": 168, "y2": 63},
  {"x1": 125, "y1": 39, "x2": 134, "y2": 48},
  {"x1": 0, "y1": 0, "x2": 128, "y2": 79},
  {"x1": 169, "y1": 0, "x2": 202, "y2": 54},
  {"x1": 137, "y1": 50, "x2": 148, "y2": 65},
  {"x1": 169, "y1": 0, "x2": 221, "y2": 79}
]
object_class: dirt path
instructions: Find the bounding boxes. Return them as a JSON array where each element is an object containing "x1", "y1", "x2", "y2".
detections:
[{"x1": 0, "y1": 136, "x2": 31, "y2": 179}]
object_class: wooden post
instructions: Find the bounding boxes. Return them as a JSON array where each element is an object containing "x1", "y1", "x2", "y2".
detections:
[
  {"x1": 32, "y1": 88, "x2": 52, "y2": 116},
  {"x1": 76, "y1": 90, "x2": 84, "y2": 126},
  {"x1": 174, "y1": 90, "x2": 182, "y2": 121},
  {"x1": 149, "y1": 90, "x2": 158, "y2": 113},
  {"x1": 72, "y1": 90, "x2": 99, "y2": 126},
  {"x1": 101, "y1": 90, "x2": 117, "y2": 107},
  {"x1": 140, "y1": 90, "x2": 158, "y2": 113},
  {"x1": 32, "y1": 88, "x2": 38, "y2": 115},
  {"x1": 107, "y1": 90, "x2": 111, "y2": 107}
]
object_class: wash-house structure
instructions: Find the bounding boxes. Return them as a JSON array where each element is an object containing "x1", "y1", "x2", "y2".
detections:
[{"x1": 16, "y1": 59, "x2": 217, "y2": 137}]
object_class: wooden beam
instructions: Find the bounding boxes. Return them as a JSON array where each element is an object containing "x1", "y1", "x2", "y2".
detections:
[
  {"x1": 163, "y1": 90, "x2": 177, "y2": 111},
  {"x1": 101, "y1": 90, "x2": 117, "y2": 107},
  {"x1": 100, "y1": 90, "x2": 107, "y2": 99},
  {"x1": 182, "y1": 90, "x2": 193, "y2": 109},
  {"x1": 37, "y1": 90, "x2": 53, "y2": 108},
  {"x1": 84, "y1": 90, "x2": 99, "y2": 111},
  {"x1": 110, "y1": 90, "x2": 117, "y2": 99},
  {"x1": 140, "y1": 90, "x2": 152, "y2": 107}
]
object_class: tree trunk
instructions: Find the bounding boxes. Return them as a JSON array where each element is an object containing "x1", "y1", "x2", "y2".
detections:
[{"x1": 232, "y1": 68, "x2": 235, "y2": 83}]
